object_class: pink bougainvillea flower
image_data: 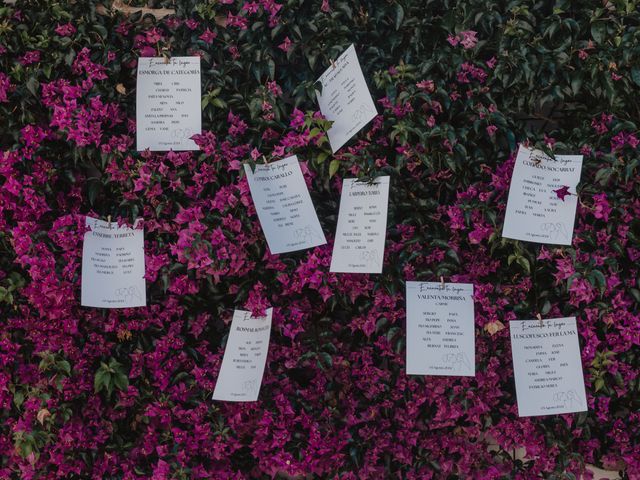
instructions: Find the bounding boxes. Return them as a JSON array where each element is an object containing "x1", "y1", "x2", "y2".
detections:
[
  {"x1": 267, "y1": 81, "x2": 282, "y2": 96},
  {"x1": 416, "y1": 79, "x2": 435, "y2": 92},
  {"x1": 0, "y1": 72, "x2": 11, "y2": 102},
  {"x1": 459, "y1": 30, "x2": 478, "y2": 49},
  {"x1": 544, "y1": 134, "x2": 556, "y2": 148},
  {"x1": 289, "y1": 107, "x2": 305, "y2": 129},
  {"x1": 592, "y1": 193, "x2": 612, "y2": 221},
  {"x1": 321, "y1": 0, "x2": 330, "y2": 12},
  {"x1": 579, "y1": 144, "x2": 592, "y2": 156},
  {"x1": 145, "y1": 28, "x2": 164, "y2": 44},
  {"x1": 591, "y1": 112, "x2": 613, "y2": 134},
  {"x1": 448, "y1": 30, "x2": 478, "y2": 49},
  {"x1": 228, "y1": 45, "x2": 240, "y2": 59},
  {"x1": 553, "y1": 185, "x2": 572, "y2": 201},
  {"x1": 55, "y1": 23, "x2": 76, "y2": 36},
  {"x1": 139, "y1": 45, "x2": 156, "y2": 57},
  {"x1": 611, "y1": 131, "x2": 639, "y2": 150},
  {"x1": 457, "y1": 62, "x2": 487, "y2": 84},
  {"x1": 199, "y1": 28, "x2": 217, "y2": 44},
  {"x1": 278, "y1": 36, "x2": 292, "y2": 52},
  {"x1": 226, "y1": 12, "x2": 248, "y2": 29},
  {"x1": 19, "y1": 50, "x2": 40, "y2": 65},
  {"x1": 486, "y1": 125, "x2": 498, "y2": 136},
  {"x1": 184, "y1": 18, "x2": 200, "y2": 30}
]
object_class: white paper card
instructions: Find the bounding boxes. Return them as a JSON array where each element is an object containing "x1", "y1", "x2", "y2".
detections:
[
  {"x1": 330, "y1": 176, "x2": 390, "y2": 274},
  {"x1": 81, "y1": 216, "x2": 146, "y2": 308},
  {"x1": 315, "y1": 44, "x2": 377, "y2": 153},
  {"x1": 136, "y1": 56, "x2": 201, "y2": 151},
  {"x1": 510, "y1": 317, "x2": 587, "y2": 417},
  {"x1": 212, "y1": 308, "x2": 273, "y2": 402},
  {"x1": 502, "y1": 145, "x2": 583, "y2": 245},
  {"x1": 243, "y1": 156, "x2": 326, "y2": 254},
  {"x1": 406, "y1": 282, "x2": 475, "y2": 376}
]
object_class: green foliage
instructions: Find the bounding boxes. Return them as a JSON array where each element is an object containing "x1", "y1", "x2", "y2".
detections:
[{"x1": 94, "y1": 358, "x2": 129, "y2": 398}]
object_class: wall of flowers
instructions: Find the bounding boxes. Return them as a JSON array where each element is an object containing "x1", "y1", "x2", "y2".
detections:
[{"x1": 0, "y1": 0, "x2": 639, "y2": 478}]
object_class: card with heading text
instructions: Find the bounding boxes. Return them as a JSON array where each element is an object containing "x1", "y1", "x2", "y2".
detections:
[
  {"x1": 315, "y1": 44, "x2": 377, "y2": 153},
  {"x1": 330, "y1": 176, "x2": 389, "y2": 274},
  {"x1": 502, "y1": 145, "x2": 583, "y2": 245},
  {"x1": 136, "y1": 56, "x2": 201, "y2": 151},
  {"x1": 243, "y1": 155, "x2": 326, "y2": 254},
  {"x1": 510, "y1": 317, "x2": 587, "y2": 417},
  {"x1": 81, "y1": 216, "x2": 146, "y2": 308},
  {"x1": 406, "y1": 282, "x2": 475, "y2": 376},
  {"x1": 213, "y1": 308, "x2": 273, "y2": 402}
]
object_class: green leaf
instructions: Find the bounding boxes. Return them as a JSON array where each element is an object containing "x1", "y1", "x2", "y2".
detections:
[
  {"x1": 113, "y1": 372, "x2": 129, "y2": 391},
  {"x1": 588, "y1": 270, "x2": 607, "y2": 294},
  {"x1": 13, "y1": 391, "x2": 24, "y2": 409},
  {"x1": 516, "y1": 256, "x2": 530, "y2": 274},
  {"x1": 594, "y1": 377, "x2": 605, "y2": 392},
  {"x1": 267, "y1": 58, "x2": 275, "y2": 79},
  {"x1": 329, "y1": 159, "x2": 340, "y2": 178},
  {"x1": 631, "y1": 67, "x2": 640, "y2": 87},
  {"x1": 57, "y1": 360, "x2": 71, "y2": 376},
  {"x1": 394, "y1": 4, "x2": 404, "y2": 30},
  {"x1": 594, "y1": 168, "x2": 612, "y2": 186},
  {"x1": 541, "y1": 299, "x2": 551, "y2": 315},
  {"x1": 94, "y1": 369, "x2": 110, "y2": 394},
  {"x1": 590, "y1": 21, "x2": 607, "y2": 44},
  {"x1": 25, "y1": 76, "x2": 39, "y2": 97}
]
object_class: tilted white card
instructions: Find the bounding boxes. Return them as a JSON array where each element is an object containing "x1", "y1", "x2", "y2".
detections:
[
  {"x1": 510, "y1": 317, "x2": 587, "y2": 417},
  {"x1": 136, "y1": 56, "x2": 202, "y2": 151},
  {"x1": 502, "y1": 145, "x2": 583, "y2": 245},
  {"x1": 406, "y1": 282, "x2": 475, "y2": 376},
  {"x1": 213, "y1": 308, "x2": 273, "y2": 402},
  {"x1": 243, "y1": 156, "x2": 326, "y2": 254},
  {"x1": 81, "y1": 216, "x2": 146, "y2": 308},
  {"x1": 315, "y1": 44, "x2": 377, "y2": 153},
  {"x1": 330, "y1": 176, "x2": 390, "y2": 274}
]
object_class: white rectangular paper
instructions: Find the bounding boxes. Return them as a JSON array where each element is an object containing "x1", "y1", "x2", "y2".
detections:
[
  {"x1": 406, "y1": 282, "x2": 475, "y2": 376},
  {"x1": 330, "y1": 176, "x2": 390, "y2": 274},
  {"x1": 315, "y1": 44, "x2": 377, "y2": 153},
  {"x1": 136, "y1": 56, "x2": 201, "y2": 151},
  {"x1": 243, "y1": 156, "x2": 326, "y2": 254},
  {"x1": 81, "y1": 216, "x2": 146, "y2": 308},
  {"x1": 510, "y1": 317, "x2": 587, "y2": 417},
  {"x1": 212, "y1": 308, "x2": 272, "y2": 402},
  {"x1": 502, "y1": 145, "x2": 583, "y2": 245}
]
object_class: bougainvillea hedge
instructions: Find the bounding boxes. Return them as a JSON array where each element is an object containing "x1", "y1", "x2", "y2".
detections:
[{"x1": 1, "y1": 0, "x2": 639, "y2": 478}]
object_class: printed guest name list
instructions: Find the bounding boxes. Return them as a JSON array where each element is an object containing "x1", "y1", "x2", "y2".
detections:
[
  {"x1": 244, "y1": 155, "x2": 326, "y2": 254},
  {"x1": 213, "y1": 309, "x2": 273, "y2": 402},
  {"x1": 510, "y1": 317, "x2": 587, "y2": 417},
  {"x1": 330, "y1": 176, "x2": 390, "y2": 274},
  {"x1": 315, "y1": 44, "x2": 377, "y2": 153},
  {"x1": 81, "y1": 216, "x2": 146, "y2": 308},
  {"x1": 502, "y1": 145, "x2": 583, "y2": 245},
  {"x1": 406, "y1": 282, "x2": 475, "y2": 376},
  {"x1": 136, "y1": 56, "x2": 201, "y2": 151}
]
